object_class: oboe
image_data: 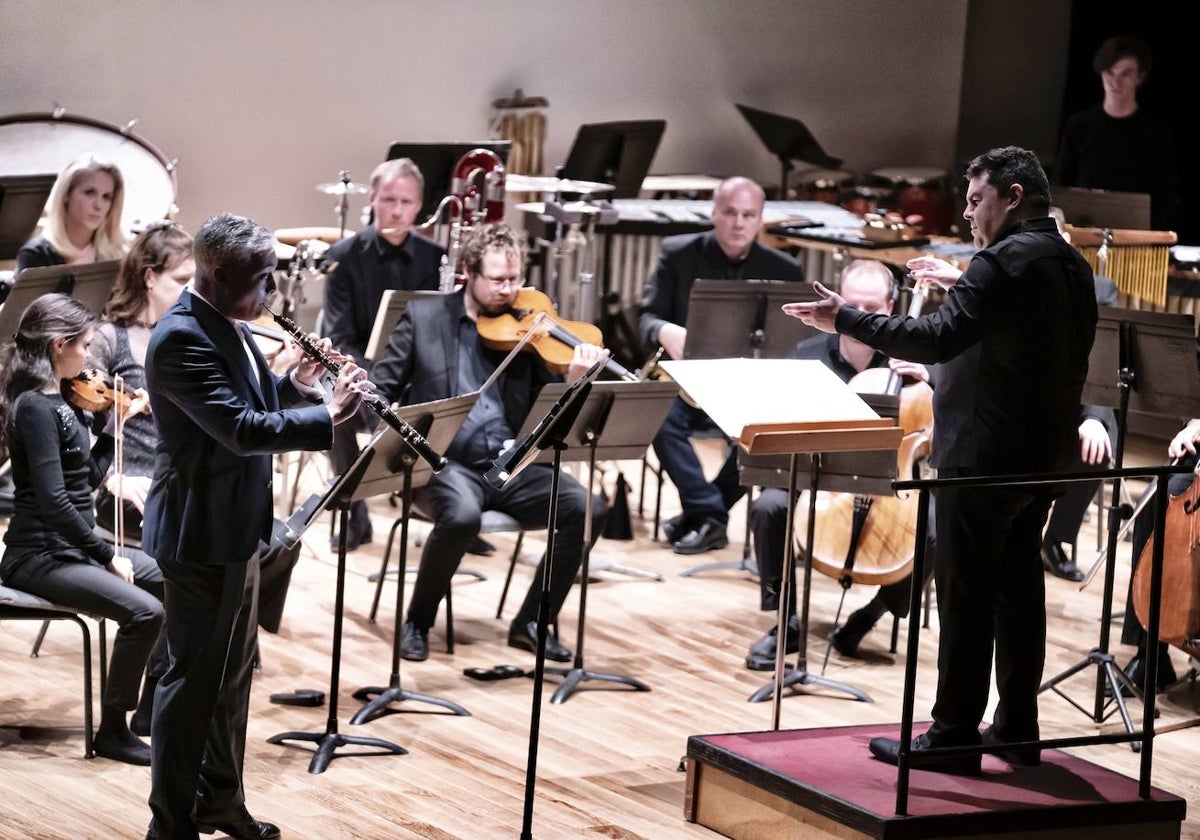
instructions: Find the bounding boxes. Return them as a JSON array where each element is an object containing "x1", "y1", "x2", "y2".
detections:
[{"x1": 265, "y1": 306, "x2": 448, "y2": 473}]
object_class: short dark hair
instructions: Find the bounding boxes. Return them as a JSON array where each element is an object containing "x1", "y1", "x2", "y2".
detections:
[
  {"x1": 461, "y1": 222, "x2": 525, "y2": 278},
  {"x1": 964, "y1": 146, "x2": 1051, "y2": 211},
  {"x1": 193, "y1": 213, "x2": 274, "y2": 280},
  {"x1": 1093, "y1": 35, "x2": 1152, "y2": 75}
]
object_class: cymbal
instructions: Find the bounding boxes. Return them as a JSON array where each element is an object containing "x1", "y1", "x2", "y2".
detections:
[
  {"x1": 316, "y1": 181, "x2": 368, "y2": 196},
  {"x1": 505, "y1": 174, "x2": 614, "y2": 194}
]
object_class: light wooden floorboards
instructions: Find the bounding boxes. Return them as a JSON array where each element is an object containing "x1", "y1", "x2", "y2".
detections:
[{"x1": 2, "y1": 438, "x2": 1198, "y2": 839}]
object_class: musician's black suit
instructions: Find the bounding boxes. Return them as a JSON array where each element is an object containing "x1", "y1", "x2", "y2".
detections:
[
  {"x1": 143, "y1": 290, "x2": 333, "y2": 839},
  {"x1": 372, "y1": 289, "x2": 606, "y2": 637},
  {"x1": 838, "y1": 217, "x2": 1097, "y2": 747}
]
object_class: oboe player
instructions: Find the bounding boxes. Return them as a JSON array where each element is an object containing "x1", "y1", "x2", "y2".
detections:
[{"x1": 142, "y1": 213, "x2": 366, "y2": 840}]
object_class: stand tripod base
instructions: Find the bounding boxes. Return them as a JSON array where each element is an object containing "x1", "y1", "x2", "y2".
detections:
[
  {"x1": 588, "y1": 557, "x2": 664, "y2": 581},
  {"x1": 679, "y1": 555, "x2": 758, "y2": 579},
  {"x1": 748, "y1": 667, "x2": 873, "y2": 704},
  {"x1": 266, "y1": 727, "x2": 407, "y2": 774},
  {"x1": 1039, "y1": 647, "x2": 1142, "y2": 752},
  {"x1": 549, "y1": 667, "x2": 651, "y2": 704},
  {"x1": 350, "y1": 680, "x2": 471, "y2": 723}
]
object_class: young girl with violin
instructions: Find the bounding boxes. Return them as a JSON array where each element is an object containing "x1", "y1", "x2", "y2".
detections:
[
  {"x1": 14, "y1": 154, "x2": 128, "y2": 276},
  {"x1": 0, "y1": 293, "x2": 163, "y2": 765},
  {"x1": 89, "y1": 222, "x2": 194, "y2": 536}
]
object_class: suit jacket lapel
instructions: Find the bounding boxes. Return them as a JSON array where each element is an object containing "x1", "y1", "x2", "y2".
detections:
[{"x1": 184, "y1": 290, "x2": 268, "y2": 409}]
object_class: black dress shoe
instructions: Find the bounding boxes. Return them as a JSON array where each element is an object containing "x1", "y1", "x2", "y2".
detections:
[
  {"x1": 829, "y1": 602, "x2": 884, "y2": 657},
  {"x1": 1123, "y1": 648, "x2": 1178, "y2": 695},
  {"x1": 1040, "y1": 541, "x2": 1083, "y2": 582},
  {"x1": 661, "y1": 513, "x2": 686, "y2": 544},
  {"x1": 507, "y1": 620, "x2": 572, "y2": 662},
  {"x1": 466, "y1": 535, "x2": 495, "y2": 556},
  {"x1": 93, "y1": 728, "x2": 152, "y2": 766},
  {"x1": 868, "y1": 732, "x2": 982, "y2": 776},
  {"x1": 197, "y1": 814, "x2": 281, "y2": 840},
  {"x1": 400, "y1": 621, "x2": 429, "y2": 662},
  {"x1": 332, "y1": 500, "x2": 373, "y2": 551},
  {"x1": 981, "y1": 726, "x2": 1041, "y2": 767},
  {"x1": 673, "y1": 518, "x2": 728, "y2": 555},
  {"x1": 745, "y1": 615, "x2": 800, "y2": 670}
]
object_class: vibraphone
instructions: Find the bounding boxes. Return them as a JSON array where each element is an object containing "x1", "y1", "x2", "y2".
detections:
[{"x1": 1065, "y1": 226, "x2": 1180, "y2": 313}]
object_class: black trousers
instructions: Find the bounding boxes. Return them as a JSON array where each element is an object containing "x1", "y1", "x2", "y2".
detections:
[
  {"x1": 1, "y1": 546, "x2": 163, "y2": 712},
  {"x1": 148, "y1": 556, "x2": 260, "y2": 840},
  {"x1": 409, "y1": 461, "x2": 607, "y2": 631},
  {"x1": 928, "y1": 473, "x2": 1053, "y2": 744},
  {"x1": 750, "y1": 486, "x2": 935, "y2": 618}
]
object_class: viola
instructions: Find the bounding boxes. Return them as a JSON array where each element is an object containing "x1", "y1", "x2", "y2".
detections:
[
  {"x1": 476, "y1": 287, "x2": 637, "y2": 380},
  {"x1": 67, "y1": 368, "x2": 148, "y2": 416}
]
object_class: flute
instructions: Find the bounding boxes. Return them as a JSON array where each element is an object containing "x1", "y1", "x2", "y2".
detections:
[{"x1": 265, "y1": 306, "x2": 448, "y2": 473}]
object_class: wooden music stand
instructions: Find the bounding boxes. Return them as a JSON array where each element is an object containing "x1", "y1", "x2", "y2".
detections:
[
  {"x1": 0, "y1": 260, "x2": 120, "y2": 345},
  {"x1": 662, "y1": 359, "x2": 903, "y2": 726}
]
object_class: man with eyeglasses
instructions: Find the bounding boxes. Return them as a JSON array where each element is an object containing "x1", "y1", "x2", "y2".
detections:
[{"x1": 372, "y1": 222, "x2": 609, "y2": 663}]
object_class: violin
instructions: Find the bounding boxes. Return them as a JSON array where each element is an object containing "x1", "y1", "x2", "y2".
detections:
[
  {"x1": 67, "y1": 369, "x2": 148, "y2": 416},
  {"x1": 476, "y1": 287, "x2": 637, "y2": 381}
]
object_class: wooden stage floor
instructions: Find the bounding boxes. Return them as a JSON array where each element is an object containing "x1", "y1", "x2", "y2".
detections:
[{"x1": 2, "y1": 439, "x2": 1199, "y2": 839}]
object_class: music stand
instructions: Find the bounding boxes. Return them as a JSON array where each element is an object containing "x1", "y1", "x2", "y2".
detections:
[
  {"x1": 0, "y1": 260, "x2": 120, "y2": 345},
  {"x1": 662, "y1": 358, "x2": 902, "y2": 723},
  {"x1": 267, "y1": 437, "x2": 408, "y2": 774},
  {"x1": 0, "y1": 173, "x2": 55, "y2": 261},
  {"x1": 512, "y1": 379, "x2": 679, "y2": 703},
  {"x1": 558, "y1": 120, "x2": 666, "y2": 199},
  {"x1": 679, "y1": 279, "x2": 820, "y2": 577},
  {"x1": 735, "y1": 103, "x2": 843, "y2": 199},
  {"x1": 485, "y1": 360, "x2": 605, "y2": 840},
  {"x1": 1052, "y1": 186, "x2": 1152, "y2": 231},
  {"x1": 351, "y1": 394, "x2": 478, "y2": 724},
  {"x1": 1039, "y1": 306, "x2": 1199, "y2": 749},
  {"x1": 363, "y1": 289, "x2": 449, "y2": 365}
]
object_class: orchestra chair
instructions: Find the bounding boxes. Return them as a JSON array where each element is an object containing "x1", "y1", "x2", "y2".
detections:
[
  {"x1": 366, "y1": 503, "x2": 497, "y2": 655},
  {"x1": 1, "y1": 583, "x2": 101, "y2": 758}
]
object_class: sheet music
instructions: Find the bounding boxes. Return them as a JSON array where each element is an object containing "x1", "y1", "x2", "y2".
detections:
[{"x1": 660, "y1": 358, "x2": 881, "y2": 439}]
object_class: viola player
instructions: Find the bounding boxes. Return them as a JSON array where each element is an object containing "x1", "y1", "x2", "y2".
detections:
[{"x1": 371, "y1": 221, "x2": 608, "y2": 663}]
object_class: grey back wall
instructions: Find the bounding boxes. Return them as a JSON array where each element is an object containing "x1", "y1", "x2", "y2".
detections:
[{"x1": 2, "y1": 0, "x2": 1068, "y2": 234}]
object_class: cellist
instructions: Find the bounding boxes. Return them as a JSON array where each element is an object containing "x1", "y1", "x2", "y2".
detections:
[
  {"x1": 371, "y1": 222, "x2": 609, "y2": 664},
  {"x1": 744, "y1": 259, "x2": 936, "y2": 669},
  {"x1": 1118, "y1": 415, "x2": 1200, "y2": 693}
]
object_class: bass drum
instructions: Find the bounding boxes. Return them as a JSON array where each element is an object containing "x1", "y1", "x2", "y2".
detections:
[{"x1": 0, "y1": 112, "x2": 177, "y2": 233}]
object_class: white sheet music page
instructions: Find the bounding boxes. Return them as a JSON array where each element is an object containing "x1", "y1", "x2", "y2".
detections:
[{"x1": 659, "y1": 358, "x2": 881, "y2": 439}]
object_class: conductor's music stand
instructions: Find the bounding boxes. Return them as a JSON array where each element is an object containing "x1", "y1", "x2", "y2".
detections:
[
  {"x1": 512, "y1": 379, "x2": 679, "y2": 703},
  {"x1": 735, "y1": 103, "x2": 843, "y2": 199},
  {"x1": 1039, "y1": 307, "x2": 1200, "y2": 748},
  {"x1": 351, "y1": 394, "x2": 478, "y2": 724},
  {"x1": 0, "y1": 260, "x2": 120, "y2": 346},
  {"x1": 484, "y1": 360, "x2": 605, "y2": 840},
  {"x1": 267, "y1": 437, "x2": 409, "y2": 774},
  {"x1": 678, "y1": 279, "x2": 820, "y2": 578},
  {"x1": 662, "y1": 358, "x2": 903, "y2": 724}
]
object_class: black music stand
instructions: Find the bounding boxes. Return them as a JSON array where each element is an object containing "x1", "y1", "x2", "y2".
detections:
[
  {"x1": 351, "y1": 394, "x2": 478, "y2": 724},
  {"x1": 0, "y1": 260, "x2": 120, "y2": 344},
  {"x1": 735, "y1": 103, "x2": 843, "y2": 199},
  {"x1": 0, "y1": 173, "x2": 55, "y2": 261},
  {"x1": 484, "y1": 360, "x2": 604, "y2": 840},
  {"x1": 1039, "y1": 307, "x2": 1199, "y2": 748},
  {"x1": 512, "y1": 379, "x2": 679, "y2": 703},
  {"x1": 267, "y1": 437, "x2": 408, "y2": 774},
  {"x1": 557, "y1": 120, "x2": 666, "y2": 199},
  {"x1": 678, "y1": 279, "x2": 820, "y2": 578}
]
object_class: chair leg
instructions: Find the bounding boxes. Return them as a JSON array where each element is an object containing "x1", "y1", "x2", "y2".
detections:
[
  {"x1": 368, "y1": 517, "x2": 405, "y2": 624},
  {"x1": 890, "y1": 613, "x2": 900, "y2": 654},
  {"x1": 444, "y1": 587, "x2": 454, "y2": 654},
  {"x1": 97, "y1": 619, "x2": 107, "y2": 701},
  {"x1": 495, "y1": 531, "x2": 526, "y2": 620},
  {"x1": 31, "y1": 618, "x2": 52, "y2": 657},
  {"x1": 70, "y1": 615, "x2": 95, "y2": 759}
]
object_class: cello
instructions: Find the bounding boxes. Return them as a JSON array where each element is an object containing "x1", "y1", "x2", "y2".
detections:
[
  {"x1": 1132, "y1": 461, "x2": 1200, "y2": 657},
  {"x1": 794, "y1": 276, "x2": 935, "y2": 591}
]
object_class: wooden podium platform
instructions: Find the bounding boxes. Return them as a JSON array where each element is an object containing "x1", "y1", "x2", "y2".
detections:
[{"x1": 685, "y1": 723, "x2": 1185, "y2": 840}]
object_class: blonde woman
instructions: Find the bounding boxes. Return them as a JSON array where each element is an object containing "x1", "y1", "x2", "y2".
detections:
[{"x1": 15, "y1": 154, "x2": 127, "y2": 274}]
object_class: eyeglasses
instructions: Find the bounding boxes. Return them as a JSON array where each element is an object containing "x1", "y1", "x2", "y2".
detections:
[{"x1": 480, "y1": 275, "x2": 521, "y2": 289}]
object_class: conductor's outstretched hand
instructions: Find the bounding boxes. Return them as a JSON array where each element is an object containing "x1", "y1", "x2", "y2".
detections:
[{"x1": 781, "y1": 281, "x2": 845, "y2": 334}]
